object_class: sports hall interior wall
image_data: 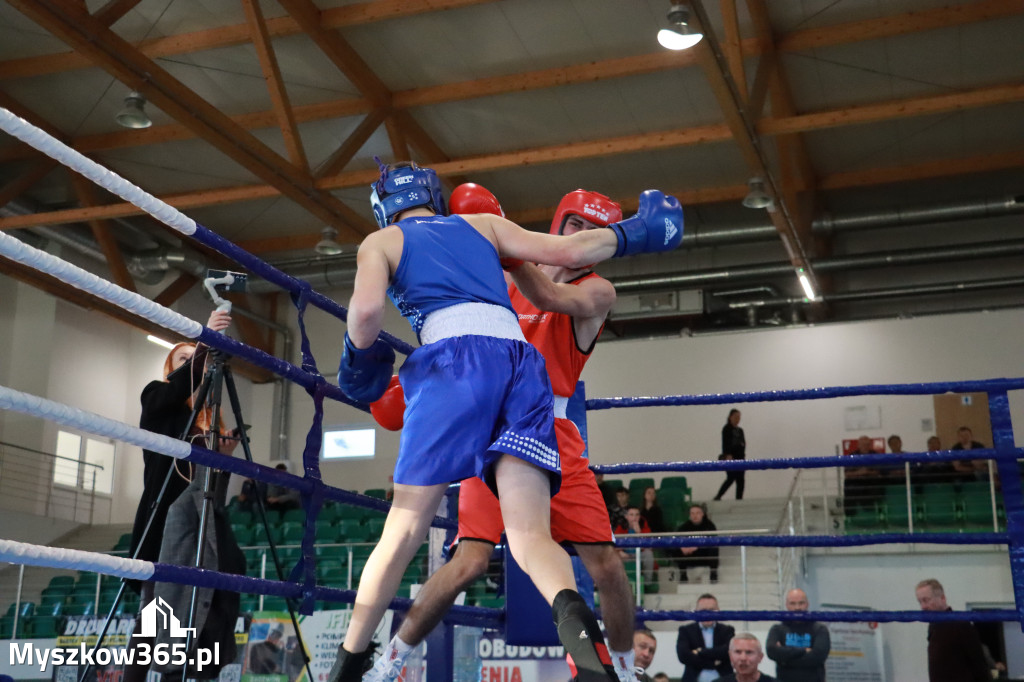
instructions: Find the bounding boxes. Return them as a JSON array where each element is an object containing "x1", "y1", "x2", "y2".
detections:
[{"x1": 1, "y1": 273, "x2": 1022, "y2": 518}]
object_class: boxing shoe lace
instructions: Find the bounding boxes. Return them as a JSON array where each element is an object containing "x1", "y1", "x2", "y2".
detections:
[
  {"x1": 612, "y1": 663, "x2": 635, "y2": 682},
  {"x1": 362, "y1": 647, "x2": 407, "y2": 682}
]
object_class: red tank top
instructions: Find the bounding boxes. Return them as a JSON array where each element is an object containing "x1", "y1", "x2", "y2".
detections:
[{"x1": 508, "y1": 271, "x2": 604, "y2": 398}]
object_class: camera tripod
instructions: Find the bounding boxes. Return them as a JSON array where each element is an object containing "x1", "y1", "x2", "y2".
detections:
[{"x1": 79, "y1": 344, "x2": 314, "y2": 682}]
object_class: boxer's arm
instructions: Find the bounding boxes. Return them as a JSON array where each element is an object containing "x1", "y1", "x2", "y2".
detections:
[
  {"x1": 510, "y1": 264, "x2": 615, "y2": 319},
  {"x1": 347, "y1": 233, "x2": 391, "y2": 348},
  {"x1": 483, "y1": 215, "x2": 618, "y2": 269}
]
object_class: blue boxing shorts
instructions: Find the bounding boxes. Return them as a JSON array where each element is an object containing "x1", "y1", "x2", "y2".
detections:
[{"x1": 393, "y1": 334, "x2": 562, "y2": 495}]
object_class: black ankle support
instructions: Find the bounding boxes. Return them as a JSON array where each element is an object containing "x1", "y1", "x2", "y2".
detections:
[
  {"x1": 326, "y1": 644, "x2": 373, "y2": 682},
  {"x1": 551, "y1": 590, "x2": 615, "y2": 682}
]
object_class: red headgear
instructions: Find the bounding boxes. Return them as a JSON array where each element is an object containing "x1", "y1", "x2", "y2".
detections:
[
  {"x1": 550, "y1": 190, "x2": 622, "y2": 235},
  {"x1": 449, "y1": 183, "x2": 504, "y2": 217}
]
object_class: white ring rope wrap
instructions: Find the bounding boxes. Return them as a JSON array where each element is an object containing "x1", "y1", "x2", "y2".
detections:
[
  {"x1": 0, "y1": 108, "x2": 196, "y2": 236},
  {"x1": 0, "y1": 539, "x2": 155, "y2": 581},
  {"x1": 0, "y1": 232, "x2": 203, "y2": 339},
  {"x1": 0, "y1": 384, "x2": 192, "y2": 460}
]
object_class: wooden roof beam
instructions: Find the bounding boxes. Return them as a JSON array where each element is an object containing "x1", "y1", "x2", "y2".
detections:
[
  {"x1": 7, "y1": 0, "x2": 374, "y2": 240},
  {"x1": 0, "y1": 0, "x2": 494, "y2": 80},
  {"x1": 4, "y1": 143, "x2": 1017, "y2": 242},
  {"x1": 241, "y1": 0, "x2": 308, "y2": 171},
  {"x1": 69, "y1": 172, "x2": 137, "y2": 293},
  {"x1": 690, "y1": 0, "x2": 818, "y2": 294},
  {"x1": 316, "y1": 108, "x2": 391, "y2": 179},
  {"x1": 277, "y1": 0, "x2": 461, "y2": 182}
]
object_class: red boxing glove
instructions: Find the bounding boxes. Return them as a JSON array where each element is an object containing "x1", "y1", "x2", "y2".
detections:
[{"x1": 370, "y1": 375, "x2": 405, "y2": 431}]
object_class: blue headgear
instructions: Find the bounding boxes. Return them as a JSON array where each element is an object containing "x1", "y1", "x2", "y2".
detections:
[{"x1": 369, "y1": 158, "x2": 446, "y2": 229}]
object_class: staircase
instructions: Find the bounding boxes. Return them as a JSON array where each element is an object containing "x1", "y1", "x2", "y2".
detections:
[
  {"x1": 639, "y1": 497, "x2": 788, "y2": 617},
  {"x1": 0, "y1": 523, "x2": 133, "y2": 614}
]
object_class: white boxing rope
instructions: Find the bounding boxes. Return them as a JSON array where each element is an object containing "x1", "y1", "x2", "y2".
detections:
[
  {"x1": 0, "y1": 384, "x2": 192, "y2": 460},
  {"x1": 0, "y1": 108, "x2": 196, "y2": 236},
  {"x1": 0, "y1": 231, "x2": 203, "y2": 339},
  {"x1": 0, "y1": 539, "x2": 155, "y2": 581}
]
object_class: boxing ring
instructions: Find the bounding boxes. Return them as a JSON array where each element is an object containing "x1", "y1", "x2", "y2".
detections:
[{"x1": 1, "y1": 105, "x2": 1023, "y2": 681}]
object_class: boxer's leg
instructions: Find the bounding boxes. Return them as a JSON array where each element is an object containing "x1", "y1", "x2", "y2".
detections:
[
  {"x1": 338, "y1": 482, "x2": 447, "y2": 660},
  {"x1": 495, "y1": 455, "x2": 616, "y2": 681}
]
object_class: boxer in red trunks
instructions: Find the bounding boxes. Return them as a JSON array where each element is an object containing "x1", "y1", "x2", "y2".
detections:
[{"x1": 363, "y1": 185, "x2": 639, "y2": 682}]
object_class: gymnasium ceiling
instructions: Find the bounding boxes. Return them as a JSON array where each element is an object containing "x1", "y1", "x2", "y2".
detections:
[{"x1": 0, "y1": 0, "x2": 1023, "y2": 354}]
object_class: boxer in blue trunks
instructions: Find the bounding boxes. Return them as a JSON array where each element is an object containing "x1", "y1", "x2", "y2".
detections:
[{"x1": 330, "y1": 159, "x2": 683, "y2": 682}]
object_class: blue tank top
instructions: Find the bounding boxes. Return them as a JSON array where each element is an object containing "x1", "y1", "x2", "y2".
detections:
[{"x1": 387, "y1": 214, "x2": 514, "y2": 335}]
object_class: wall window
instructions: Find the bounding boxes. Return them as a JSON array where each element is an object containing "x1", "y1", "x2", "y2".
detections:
[
  {"x1": 52, "y1": 430, "x2": 114, "y2": 494},
  {"x1": 321, "y1": 426, "x2": 375, "y2": 460}
]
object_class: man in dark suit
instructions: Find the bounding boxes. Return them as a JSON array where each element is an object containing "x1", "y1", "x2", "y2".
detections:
[{"x1": 676, "y1": 593, "x2": 735, "y2": 682}]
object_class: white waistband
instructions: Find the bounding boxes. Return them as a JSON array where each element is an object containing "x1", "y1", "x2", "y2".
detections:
[
  {"x1": 553, "y1": 395, "x2": 569, "y2": 419},
  {"x1": 420, "y1": 302, "x2": 526, "y2": 345}
]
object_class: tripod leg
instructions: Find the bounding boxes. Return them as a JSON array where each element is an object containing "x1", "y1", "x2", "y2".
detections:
[{"x1": 224, "y1": 366, "x2": 316, "y2": 682}]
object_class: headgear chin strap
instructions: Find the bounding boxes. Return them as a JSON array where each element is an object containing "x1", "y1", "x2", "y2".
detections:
[
  {"x1": 369, "y1": 158, "x2": 447, "y2": 229},
  {"x1": 550, "y1": 189, "x2": 622, "y2": 235}
]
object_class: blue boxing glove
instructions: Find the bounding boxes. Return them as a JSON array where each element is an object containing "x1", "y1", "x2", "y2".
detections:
[
  {"x1": 607, "y1": 190, "x2": 684, "y2": 257},
  {"x1": 337, "y1": 332, "x2": 395, "y2": 403}
]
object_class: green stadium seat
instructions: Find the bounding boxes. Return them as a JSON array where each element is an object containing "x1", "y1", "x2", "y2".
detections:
[
  {"x1": 48, "y1": 576, "x2": 75, "y2": 590},
  {"x1": 364, "y1": 518, "x2": 385, "y2": 539},
  {"x1": 338, "y1": 519, "x2": 370, "y2": 543},
  {"x1": 281, "y1": 523, "x2": 305, "y2": 544},
  {"x1": 628, "y1": 478, "x2": 656, "y2": 506},
  {"x1": 232, "y1": 525, "x2": 254, "y2": 546},
  {"x1": 364, "y1": 488, "x2": 388, "y2": 500},
  {"x1": 33, "y1": 616, "x2": 61, "y2": 638},
  {"x1": 282, "y1": 509, "x2": 305, "y2": 524},
  {"x1": 229, "y1": 510, "x2": 253, "y2": 526}
]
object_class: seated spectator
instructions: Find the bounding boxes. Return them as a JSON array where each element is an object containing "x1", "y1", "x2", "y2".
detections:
[
  {"x1": 843, "y1": 436, "x2": 884, "y2": 512},
  {"x1": 883, "y1": 434, "x2": 908, "y2": 483},
  {"x1": 641, "y1": 486, "x2": 666, "y2": 533},
  {"x1": 594, "y1": 472, "x2": 617, "y2": 508},
  {"x1": 236, "y1": 477, "x2": 262, "y2": 514},
  {"x1": 609, "y1": 486, "x2": 631, "y2": 531},
  {"x1": 951, "y1": 426, "x2": 988, "y2": 482},
  {"x1": 913, "y1": 435, "x2": 956, "y2": 485},
  {"x1": 677, "y1": 504, "x2": 718, "y2": 583},
  {"x1": 616, "y1": 506, "x2": 656, "y2": 583},
  {"x1": 265, "y1": 463, "x2": 301, "y2": 513}
]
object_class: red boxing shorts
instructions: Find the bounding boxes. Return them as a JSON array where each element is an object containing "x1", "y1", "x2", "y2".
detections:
[{"x1": 455, "y1": 417, "x2": 614, "y2": 545}]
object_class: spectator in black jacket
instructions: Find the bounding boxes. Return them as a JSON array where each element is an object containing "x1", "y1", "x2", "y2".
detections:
[
  {"x1": 678, "y1": 504, "x2": 719, "y2": 583},
  {"x1": 715, "y1": 409, "x2": 746, "y2": 500},
  {"x1": 765, "y1": 589, "x2": 830, "y2": 682},
  {"x1": 677, "y1": 593, "x2": 734, "y2": 681},
  {"x1": 915, "y1": 578, "x2": 990, "y2": 682}
]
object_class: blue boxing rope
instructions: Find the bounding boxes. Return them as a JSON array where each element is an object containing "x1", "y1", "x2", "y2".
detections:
[
  {"x1": 613, "y1": 532, "x2": 1009, "y2": 549},
  {"x1": 593, "y1": 447, "x2": 1021, "y2": 476},
  {"x1": 636, "y1": 608, "x2": 1020, "y2": 624},
  {"x1": 585, "y1": 377, "x2": 1024, "y2": 410}
]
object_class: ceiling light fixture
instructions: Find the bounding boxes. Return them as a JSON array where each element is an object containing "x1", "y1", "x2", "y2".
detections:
[
  {"x1": 797, "y1": 268, "x2": 817, "y2": 301},
  {"x1": 742, "y1": 177, "x2": 773, "y2": 209},
  {"x1": 146, "y1": 335, "x2": 175, "y2": 350},
  {"x1": 115, "y1": 91, "x2": 153, "y2": 129},
  {"x1": 657, "y1": 3, "x2": 703, "y2": 51},
  {"x1": 314, "y1": 227, "x2": 343, "y2": 256}
]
